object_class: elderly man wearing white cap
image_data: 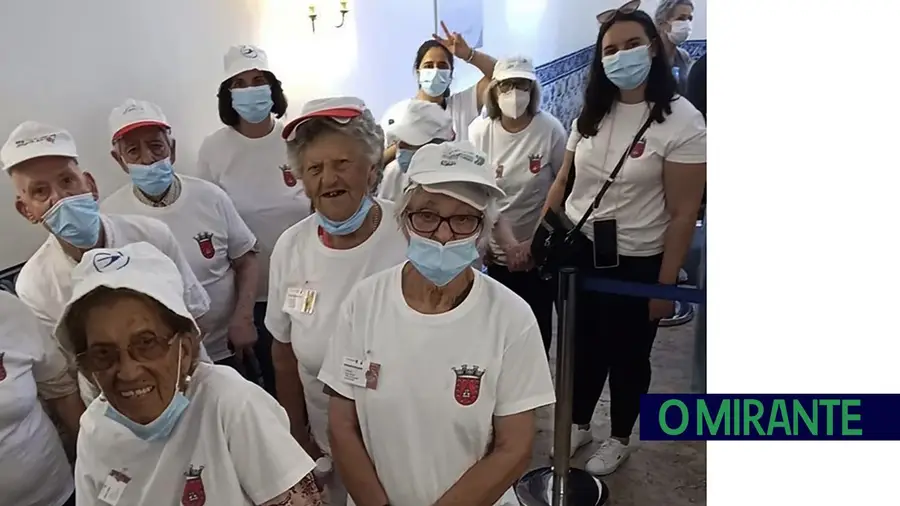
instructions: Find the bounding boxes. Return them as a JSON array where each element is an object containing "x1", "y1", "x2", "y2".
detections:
[
  {"x1": 59, "y1": 242, "x2": 321, "y2": 506},
  {"x1": 267, "y1": 97, "x2": 407, "y2": 505},
  {"x1": 196, "y1": 44, "x2": 309, "y2": 397},
  {"x1": 102, "y1": 99, "x2": 261, "y2": 374},
  {"x1": 376, "y1": 100, "x2": 455, "y2": 202},
  {"x1": 468, "y1": 55, "x2": 567, "y2": 353},
  {"x1": 1, "y1": 121, "x2": 212, "y2": 405},
  {"x1": 319, "y1": 141, "x2": 555, "y2": 506}
]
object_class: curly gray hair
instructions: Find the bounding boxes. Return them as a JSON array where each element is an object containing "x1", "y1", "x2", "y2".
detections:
[
  {"x1": 482, "y1": 80, "x2": 542, "y2": 120},
  {"x1": 654, "y1": 0, "x2": 694, "y2": 26},
  {"x1": 393, "y1": 184, "x2": 500, "y2": 250},
  {"x1": 285, "y1": 109, "x2": 385, "y2": 190}
]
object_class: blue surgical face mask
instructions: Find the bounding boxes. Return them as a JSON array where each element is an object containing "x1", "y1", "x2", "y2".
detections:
[
  {"x1": 42, "y1": 193, "x2": 101, "y2": 249},
  {"x1": 418, "y1": 69, "x2": 452, "y2": 97},
  {"x1": 231, "y1": 85, "x2": 274, "y2": 124},
  {"x1": 602, "y1": 45, "x2": 652, "y2": 91},
  {"x1": 317, "y1": 195, "x2": 374, "y2": 236},
  {"x1": 100, "y1": 340, "x2": 191, "y2": 442},
  {"x1": 127, "y1": 158, "x2": 175, "y2": 197},
  {"x1": 406, "y1": 232, "x2": 479, "y2": 287},
  {"x1": 397, "y1": 149, "x2": 414, "y2": 173}
]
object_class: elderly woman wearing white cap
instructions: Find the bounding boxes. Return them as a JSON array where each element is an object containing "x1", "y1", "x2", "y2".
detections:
[
  {"x1": 268, "y1": 97, "x2": 408, "y2": 505},
  {"x1": 102, "y1": 98, "x2": 261, "y2": 374},
  {"x1": 1, "y1": 121, "x2": 212, "y2": 406},
  {"x1": 196, "y1": 44, "x2": 310, "y2": 396},
  {"x1": 62, "y1": 242, "x2": 321, "y2": 506},
  {"x1": 376, "y1": 100, "x2": 455, "y2": 202},
  {"x1": 319, "y1": 141, "x2": 555, "y2": 506},
  {"x1": 0, "y1": 291, "x2": 81, "y2": 506},
  {"x1": 469, "y1": 55, "x2": 567, "y2": 353}
]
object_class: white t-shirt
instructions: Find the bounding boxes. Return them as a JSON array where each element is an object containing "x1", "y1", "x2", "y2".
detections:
[
  {"x1": 0, "y1": 292, "x2": 74, "y2": 506},
  {"x1": 266, "y1": 200, "x2": 407, "y2": 452},
  {"x1": 101, "y1": 176, "x2": 258, "y2": 362},
  {"x1": 380, "y1": 85, "x2": 479, "y2": 147},
  {"x1": 75, "y1": 363, "x2": 316, "y2": 506},
  {"x1": 196, "y1": 123, "x2": 312, "y2": 301},
  {"x1": 318, "y1": 264, "x2": 555, "y2": 506},
  {"x1": 468, "y1": 113, "x2": 567, "y2": 264},
  {"x1": 564, "y1": 98, "x2": 706, "y2": 255},
  {"x1": 376, "y1": 160, "x2": 406, "y2": 203}
]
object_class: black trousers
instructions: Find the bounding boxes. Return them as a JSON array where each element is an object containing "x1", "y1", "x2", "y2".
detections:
[
  {"x1": 253, "y1": 301, "x2": 278, "y2": 397},
  {"x1": 487, "y1": 264, "x2": 554, "y2": 353},
  {"x1": 570, "y1": 254, "x2": 663, "y2": 438}
]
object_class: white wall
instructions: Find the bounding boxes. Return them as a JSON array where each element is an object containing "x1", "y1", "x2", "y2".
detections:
[{"x1": 0, "y1": 0, "x2": 702, "y2": 270}]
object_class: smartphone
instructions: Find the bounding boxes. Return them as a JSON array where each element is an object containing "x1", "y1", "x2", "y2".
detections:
[{"x1": 592, "y1": 219, "x2": 619, "y2": 269}]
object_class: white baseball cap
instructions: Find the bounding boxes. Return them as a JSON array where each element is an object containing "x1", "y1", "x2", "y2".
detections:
[
  {"x1": 223, "y1": 44, "x2": 270, "y2": 82},
  {"x1": 282, "y1": 96, "x2": 368, "y2": 142},
  {"x1": 493, "y1": 56, "x2": 537, "y2": 82},
  {"x1": 108, "y1": 99, "x2": 171, "y2": 142},
  {"x1": 391, "y1": 100, "x2": 455, "y2": 147},
  {"x1": 55, "y1": 242, "x2": 199, "y2": 354},
  {"x1": 0, "y1": 121, "x2": 78, "y2": 172},
  {"x1": 405, "y1": 141, "x2": 505, "y2": 211}
]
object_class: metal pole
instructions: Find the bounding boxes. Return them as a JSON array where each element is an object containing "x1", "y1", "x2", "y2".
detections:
[
  {"x1": 552, "y1": 267, "x2": 578, "y2": 506},
  {"x1": 432, "y1": 0, "x2": 439, "y2": 35}
]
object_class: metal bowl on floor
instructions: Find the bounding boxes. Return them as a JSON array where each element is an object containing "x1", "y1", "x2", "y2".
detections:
[
  {"x1": 515, "y1": 467, "x2": 609, "y2": 506},
  {"x1": 659, "y1": 300, "x2": 695, "y2": 327}
]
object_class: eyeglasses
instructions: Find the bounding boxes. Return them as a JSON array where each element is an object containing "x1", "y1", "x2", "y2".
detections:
[
  {"x1": 407, "y1": 211, "x2": 483, "y2": 236},
  {"x1": 497, "y1": 79, "x2": 533, "y2": 93},
  {"x1": 597, "y1": 0, "x2": 641, "y2": 24},
  {"x1": 77, "y1": 333, "x2": 178, "y2": 372}
]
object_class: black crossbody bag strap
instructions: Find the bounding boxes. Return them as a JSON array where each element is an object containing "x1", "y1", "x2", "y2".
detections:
[{"x1": 565, "y1": 115, "x2": 655, "y2": 242}]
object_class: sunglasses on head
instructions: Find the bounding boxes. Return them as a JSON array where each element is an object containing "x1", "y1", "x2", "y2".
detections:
[{"x1": 597, "y1": 0, "x2": 641, "y2": 25}]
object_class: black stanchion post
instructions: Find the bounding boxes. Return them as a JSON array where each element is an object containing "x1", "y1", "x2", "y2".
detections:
[{"x1": 552, "y1": 267, "x2": 578, "y2": 505}]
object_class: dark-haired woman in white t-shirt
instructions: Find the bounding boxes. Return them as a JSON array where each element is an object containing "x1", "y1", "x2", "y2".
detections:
[{"x1": 541, "y1": 4, "x2": 705, "y2": 476}]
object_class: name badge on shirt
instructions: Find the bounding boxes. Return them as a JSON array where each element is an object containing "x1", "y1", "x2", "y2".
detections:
[
  {"x1": 284, "y1": 287, "x2": 317, "y2": 314},
  {"x1": 99, "y1": 469, "x2": 131, "y2": 506},
  {"x1": 342, "y1": 357, "x2": 381, "y2": 390}
]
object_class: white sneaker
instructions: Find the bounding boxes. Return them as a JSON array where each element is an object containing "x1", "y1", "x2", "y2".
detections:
[
  {"x1": 585, "y1": 438, "x2": 631, "y2": 476},
  {"x1": 550, "y1": 425, "x2": 593, "y2": 458}
]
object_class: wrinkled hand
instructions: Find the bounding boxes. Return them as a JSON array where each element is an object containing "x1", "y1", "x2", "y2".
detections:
[
  {"x1": 505, "y1": 241, "x2": 533, "y2": 272},
  {"x1": 648, "y1": 298, "x2": 674, "y2": 321},
  {"x1": 433, "y1": 20, "x2": 473, "y2": 60},
  {"x1": 228, "y1": 317, "x2": 258, "y2": 357}
]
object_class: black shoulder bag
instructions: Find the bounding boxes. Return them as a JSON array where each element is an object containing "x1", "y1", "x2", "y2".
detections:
[{"x1": 531, "y1": 115, "x2": 655, "y2": 277}]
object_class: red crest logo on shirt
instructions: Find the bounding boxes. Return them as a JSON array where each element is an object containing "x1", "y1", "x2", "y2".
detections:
[
  {"x1": 193, "y1": 232, "x2": 215, "y2": 260},
  {"x1": 181, "y1": 465, "x2": 206, "y2": 506},
  {"x1": 0, "y1": 352, "x2": 6, "y2": 382},
  {"x1": 280, "y1": 164, "x2": 298, "y2": 187},
  {"x1": 630, "y1": 138, "x2": 647, "y2": 158},
  {"x1": 528, "y1": 154, "x2": 543, "y2": 174},
  {"x1": 452, "y1": 365, "x2": 485, "y2": 406}
]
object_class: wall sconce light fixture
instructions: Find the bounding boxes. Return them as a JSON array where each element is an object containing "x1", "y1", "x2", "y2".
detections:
[{"x1": 308, "y1": 2, "x2": 350, "y2": 33}]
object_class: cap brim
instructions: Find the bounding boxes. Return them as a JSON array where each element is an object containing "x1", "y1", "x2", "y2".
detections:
[
  {"x1": 391, "y1": 124, "x2": 433, "y2": 147},
  {"x1": 3, "y1": 148, "x2": 79, "y2": 172},
  {"x1": 282, "y1": 108, "x2": 362, "y2": 141},
  {"x1": 409, "y1": 171, "x2": 505, "y2": 204},
  {"x1": 111, "y1": 120, "x2": 170, "y2": 141},
  {"x1": 494, "y1": 70, "x2": 537, "y2": 82}
]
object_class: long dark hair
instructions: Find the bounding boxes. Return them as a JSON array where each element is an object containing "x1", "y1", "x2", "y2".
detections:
[
  {"x1": 576, "y1": 9, "x2": 677, "y2": 138},
  {"x1": 217, "y1": 71, "x2": 288, "y2": 127},
  {"x1": 413, "y1": 40, "x2": 454, "y2": 101}
]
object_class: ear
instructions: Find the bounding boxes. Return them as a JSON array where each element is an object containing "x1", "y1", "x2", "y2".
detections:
[
  {"x1": 15, "y1": 198, "x2": 40, "y2": 224},
  {"x1": 179, "y1": 332, "x2": 200, "y2": 374},
  {"x1": 83, "y1": 172, "x2": 100, "y2": 201},
  {"x1": 169, "y1": 138, "x2": 177, "y2": 165},
  {"x1": 110, "y1": 148, "x2": 129, "y2": 173}
]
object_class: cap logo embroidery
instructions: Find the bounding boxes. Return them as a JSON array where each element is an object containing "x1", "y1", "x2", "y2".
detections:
[
  {"x1": 123, "y1": 104, "x2": 143, "y2": 115},
  {"x1": 443, "y1": 147, "x2": 486, "y2": 166},
  {"x1": 240, "y1": 46, "x2": 258, "y2": 58},
  {"x1": 92, "y1": 251, "x2": 130, "y2": 272},
  {"x1": 15, "y1": 133, "x2": 57, "y2": 148}
]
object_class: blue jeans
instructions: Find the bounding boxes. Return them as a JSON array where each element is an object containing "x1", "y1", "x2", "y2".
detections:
[{"x1": 253, "y1": 301, "x2": 277, "y2": 397}]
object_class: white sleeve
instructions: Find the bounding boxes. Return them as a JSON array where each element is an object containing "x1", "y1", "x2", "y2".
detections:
[
  {"x1": 494, "y1": 322, "x2": 556, "y2": 417},
  {"x1": 15, "y1": 281, "x2": 67, "y2": 353},
  {"x1": 194, "y1": 140, "x2": 216, "y2": 183},
  {"x1": 264, "y1": 232, "x2": 291, "y2": 343},
  {"x1": 317, "y1": 297, "x2": 359, "y2": 400},
  {"x1": 449, "y1": 85, "x2": 480, "y2": 132},
  {"x1": 218, "y1": 190, "x2": 258, "y2": 258},
  {"x1": 0, "y1": 292, "x2": 69, "y2": 386},
  {"x1": 155, "y1": 223, "x2": 211, "y2": 319},
  {"x1": 548, "y1": 116, "x2": 568, "y2": 178},
  {"x1": 226, "y1": 387, "x2": 316, "y2": 504},
  {"x1": 665, "y1": 105, "x2": 707, "y2": 164},
  {"x1": 565, "y1": 118, "x2": 581, "y2": 152},
  {"x1": 74, "y1": 433, "x2": 102, "y2": 506},
  {"x1": 377, "y1": 163, "x2": 401, "y2": 202}
]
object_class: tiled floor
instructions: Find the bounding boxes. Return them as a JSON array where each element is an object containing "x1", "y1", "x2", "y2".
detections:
[{"x1": 529, "y1": 319, "x2": 706, "y2": 506}]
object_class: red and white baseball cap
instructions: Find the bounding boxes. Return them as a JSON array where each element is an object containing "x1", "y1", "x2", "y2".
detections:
[
  {"x1": 405, "y1": 141, "x2": 505, "y2": 211},
  {"x1": 0, "y1": 121, "x2": 79, "y2": 172},
  {"x1": 282, "y1": 96, "x2": 368, "y2": 142},
  {"x1": 493, "y1": 56, "x2": 538, "y2": 82},
  {"x1": 391, "y1": 100, "x2": 455, "y2": 147},
  {"x1": 55, "y1": 241, "x2": 200, "y2": 354},
  {"x1": 108, "y1": 99, "x2": 171, "y2": 142},
  {"x1": 223, "y1": 44, "x2": 271, "y2": 82}
]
